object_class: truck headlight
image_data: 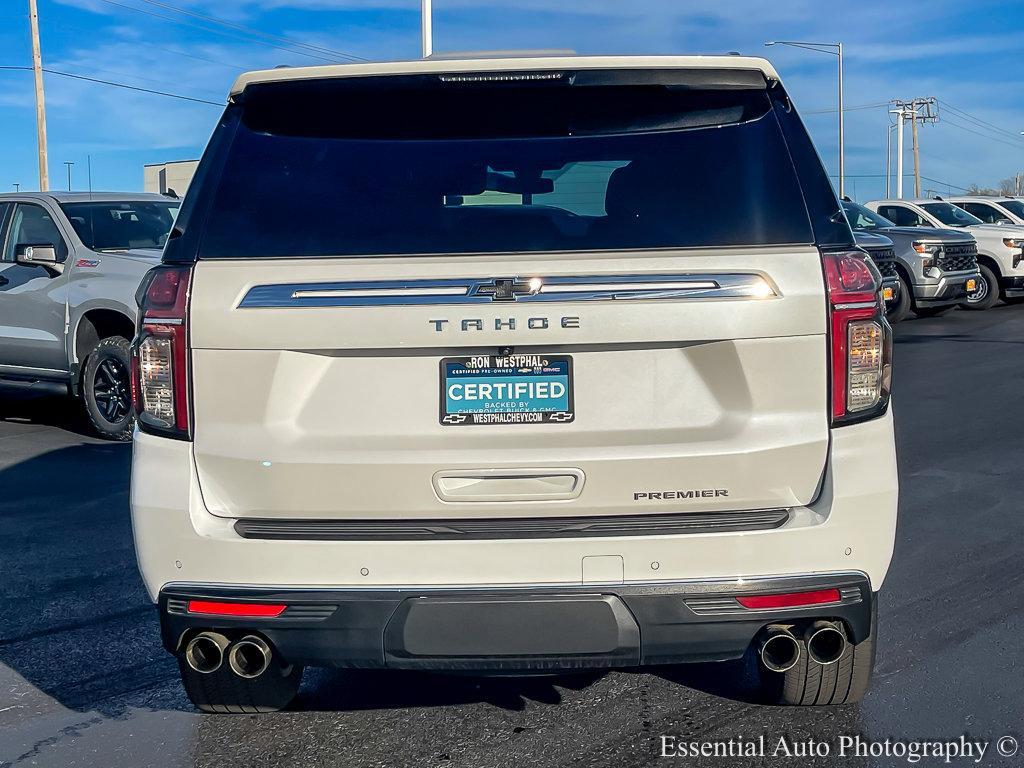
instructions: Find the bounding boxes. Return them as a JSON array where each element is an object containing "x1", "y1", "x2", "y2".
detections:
[
  {"x1": 1005, "y1": 239, "x2": 1024, "y2": 268},
  {"x1": 913, "y1": 242, "x2": 940, "y2": 270}
]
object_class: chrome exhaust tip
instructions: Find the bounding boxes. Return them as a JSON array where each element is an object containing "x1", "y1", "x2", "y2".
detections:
[
  {"x1": 805, "y1": 621, "x2": 847, "y2": 665},
  {"x1": 759, "y1": 625, "x2": 801, "y2": 673},
  {"x1": 184, "y1": 632, "x2": 230, "y2": 674},
  {"x1": 228, "y1": 635, "x2": 273, "y2": 679}
]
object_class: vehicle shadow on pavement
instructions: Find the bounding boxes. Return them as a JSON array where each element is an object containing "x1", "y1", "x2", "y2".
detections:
[
  {"x1": 298, "y1": 668, "x2": 607, "y2": 712},
  {"x1": 0, "y1": 392, "x2": 96, "y2": 439},
  {"x1": 0, "y1": 440, "x2": 182, "y2": 719}
]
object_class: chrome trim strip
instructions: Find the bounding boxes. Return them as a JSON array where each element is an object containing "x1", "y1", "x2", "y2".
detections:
[
  {"x1": 292, "y1": 286, "x2": 469, "y2": 300},
  {"x1": 833, "y1": 301, "x2": 877, "y2": 311},
  {"x1": 161, "y1": 571, "x2": 871, "y2": 595},
  {"x1": 143, "y1": 317, "x2": 184, "y2": 326},
  {"x1": 539, "y1": 280, "x2": 718, "y2": 294},
  {"x1": 238, "y1": 273, "x2": 777, "y2": 308}
]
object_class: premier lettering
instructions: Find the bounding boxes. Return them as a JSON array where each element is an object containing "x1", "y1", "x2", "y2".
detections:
[
  {"x1": 448, "y1": 381, "x2": 566, "y2": 401},
  {"x1": 634, "y1": 490, "x2": 730, "y2": 500}
]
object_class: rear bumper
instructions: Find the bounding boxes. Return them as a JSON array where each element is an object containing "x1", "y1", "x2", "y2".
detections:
[
  {"x1": 159, "y1": 573, "x2": 874, "y2": 670},
  {"x1": 131, "y1": 410, "x2": 899, "y2": 600}
]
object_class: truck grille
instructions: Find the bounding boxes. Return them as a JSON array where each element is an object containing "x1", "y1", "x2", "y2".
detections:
[
  {"x1": 867, "y1": 247, "x2": 898, "y2": 278},
  {"x1": 939, "y1": 242, "x2": 978, "y2": 272}
]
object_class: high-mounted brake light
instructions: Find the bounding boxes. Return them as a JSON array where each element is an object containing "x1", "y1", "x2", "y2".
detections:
[
  {"x1": 131, "y1": 264, "x2": 193, "y2": 439},
  {"x1": 823, "y1": 249, "x2": 893, "y2": 426}
]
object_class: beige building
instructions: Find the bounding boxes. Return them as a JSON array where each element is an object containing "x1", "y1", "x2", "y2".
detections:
[{"x1": 144, "y1": 160, "x2": 199, "y2": 197}]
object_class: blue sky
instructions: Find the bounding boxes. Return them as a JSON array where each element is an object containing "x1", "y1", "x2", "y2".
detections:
[{"x1": 1, "y1": 0, "x2": 1023, "y2": 200}]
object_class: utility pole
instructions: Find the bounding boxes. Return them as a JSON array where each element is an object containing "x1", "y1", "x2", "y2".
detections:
[
  {"x1": 64, "y1": 161, "x2": 74, "y2": 191},
  {"x1": 421, "y1": 0, "x2": 432, "y2": 58},
  {"x1": 911, "y1": 108, "x2": 921, "y2": 197},
  {"x1": 13, "y1": 183, "x2": 20, "y2": 192},
  {"x1": 892, "y1": 98, "x2": 938, "y2": 199},
  {"x1": 28, "y1": 0, "x2": 49, "y2": 191}
]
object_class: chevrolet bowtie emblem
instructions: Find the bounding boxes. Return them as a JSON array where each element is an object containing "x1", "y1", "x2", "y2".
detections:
[{"x1": 475, "y1": 277, "x2": 541, "y2": 302}]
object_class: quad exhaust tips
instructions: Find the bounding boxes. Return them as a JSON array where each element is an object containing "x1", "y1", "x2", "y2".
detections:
[
  {"x1": 759, "y1": 625, "x2": 801, "y2": 673},
  {"x1": 184, "y1": 632, "x2": 230, "y2": 674},
  {"x1": 228, "y1": 635, "x2": 273, "y2": 679},
  {"x1": 805, "y1": 621, "x2": 848, "y2": 665}
]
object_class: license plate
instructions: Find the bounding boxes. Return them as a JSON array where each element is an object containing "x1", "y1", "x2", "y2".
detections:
[
  {"x1": 440, "y1": 354, "x2": 574, "y2": 426},
  {"x1": 966, "y1": 279, "x2": 978, "y2": 292},
  {"x1": 882, "y1": 287, "x2": 895, "y2": 301}
]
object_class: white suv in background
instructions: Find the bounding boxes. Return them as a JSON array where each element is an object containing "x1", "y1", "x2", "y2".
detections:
[
  {"x1": 866, "y1": 198, "x2": 1024, "y2": 310},
  {"x1": 130, "y1": 55, "x2": 898, "y2": 713}
]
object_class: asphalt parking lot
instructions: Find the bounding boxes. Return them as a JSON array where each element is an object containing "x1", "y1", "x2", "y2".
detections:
[{"x1": 1, "y1": 307, "x2": 1023, "y2": 768}]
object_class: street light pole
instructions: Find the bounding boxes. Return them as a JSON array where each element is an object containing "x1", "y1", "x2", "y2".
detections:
[
  {"x1": 421, "y1": 0, "x2": 432, "y2": 58},
  {"x1": 64, "y1": 161, "x2": 74, "y2": 191},
  {"x1": 837, "y1": 42, "x2": 844, "y2": 199},
  {"x1": 896, "y1": 108, "x2": 905, "y2": 199},
  {"x1": 885, "y1": 123, "x2": 893, "y2": 199},
  {"x1": 765, "y1": 40, "x2": 845, "y2": 198}
]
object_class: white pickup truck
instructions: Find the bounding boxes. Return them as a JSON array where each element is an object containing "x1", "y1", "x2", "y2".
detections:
[{"x1": 866, "y1": 198, "x2": 1024, "y2": 310}]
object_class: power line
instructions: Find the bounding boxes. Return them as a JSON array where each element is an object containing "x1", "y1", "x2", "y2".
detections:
[
  {"x1": 940, "y1": 116, "x2": 1024, "y2": 152},
  {"x1": 132, "y1": 0, "x2": 367, "y2": 62},
  {"x1": 937, "y1": 100, "x2": 1024, "y2": 142},
  {"x1": 0, "y1": 65, "x2": 223, "y2": 106},
  {"x1": 804, "y1": 102, "x2": 887, "y2": 115},
  {"x1": 89, "y1": 0, "x2": 353, "y2": 65},
  {"x1": 45, "y1": 20, "x2": 245, "y2": 72}
]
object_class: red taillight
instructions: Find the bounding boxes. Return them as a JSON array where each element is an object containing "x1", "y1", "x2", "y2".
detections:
[
  {"x1": 823, "y1": 250, "x2": 893, "y2": 425},
  {"x1": 186, "y1": 600, "x2": 287, "y2": 618},
  {"x1": 736, "y1": 589, "x2": 842, "y2": 610},
  {"x1": 131, "y1": 265, "x2": 193, "y2": 439}
]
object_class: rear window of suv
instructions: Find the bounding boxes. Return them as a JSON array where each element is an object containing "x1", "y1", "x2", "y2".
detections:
[
  {"x1": 62, "y1": 201, "x2": 179, "y2": 251},
  {"x1": 198, "y1": 74, "x2": 818, "y2": 259}
]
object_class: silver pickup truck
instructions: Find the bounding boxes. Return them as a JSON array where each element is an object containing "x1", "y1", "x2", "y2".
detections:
[
  {"x1": 843, "y1": 200, "x2": 980, "y2": 321},
  {"x1": 0, "y1": 192, "x2": 180, "y2": 439}
]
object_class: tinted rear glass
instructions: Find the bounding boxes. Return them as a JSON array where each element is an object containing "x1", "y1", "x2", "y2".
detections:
[
  {"x1": 61, "y1": 201, "x2": 179, "y2": 250},
  {"x1": 921, "y1": 202, "x2": 982, "y2": 228},
  {"x1": 999, "y1": 200, "x2": 1024, "y2": 219},
  {"x1": 843, "y1": 201, "x2": 894, "y2": 231},
  {"x1": 199, "y1": 77, "x2": 815, "y2": 258}
]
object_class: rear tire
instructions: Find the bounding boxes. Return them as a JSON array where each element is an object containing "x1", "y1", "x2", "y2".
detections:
[
  {"x1": 178, "y1": 654, "x2": 303, "y2": 714},
  {"x1": 887, "y1": 275, "x2": 912, "y2": 323},
  {"x1": 81, "y1": 336, "x2": 134, "y2": 441},
  {"x1": 761, "y1": 604, "x2": 877, "y2": 706},
  {"x1": 962, "y1": 264, "x2": 999, "y2": 311}
]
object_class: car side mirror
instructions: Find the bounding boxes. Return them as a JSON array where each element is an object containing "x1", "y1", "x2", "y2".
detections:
[{"x1": 15, "y1": 243, "x2": 63, "y2": 274}]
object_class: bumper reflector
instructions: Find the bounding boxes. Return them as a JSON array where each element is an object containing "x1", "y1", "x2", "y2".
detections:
[
  {"x1": 736, "y1": 589, "x2": 842, "y2": 610},
  {"x1": 186, "y1": 600, "x2": 287, "y2": 618}
]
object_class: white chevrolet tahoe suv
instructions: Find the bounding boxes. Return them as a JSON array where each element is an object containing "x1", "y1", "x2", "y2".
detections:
[{"x1": 129, "y1": 55, "x2": 898, "y2": 713}]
